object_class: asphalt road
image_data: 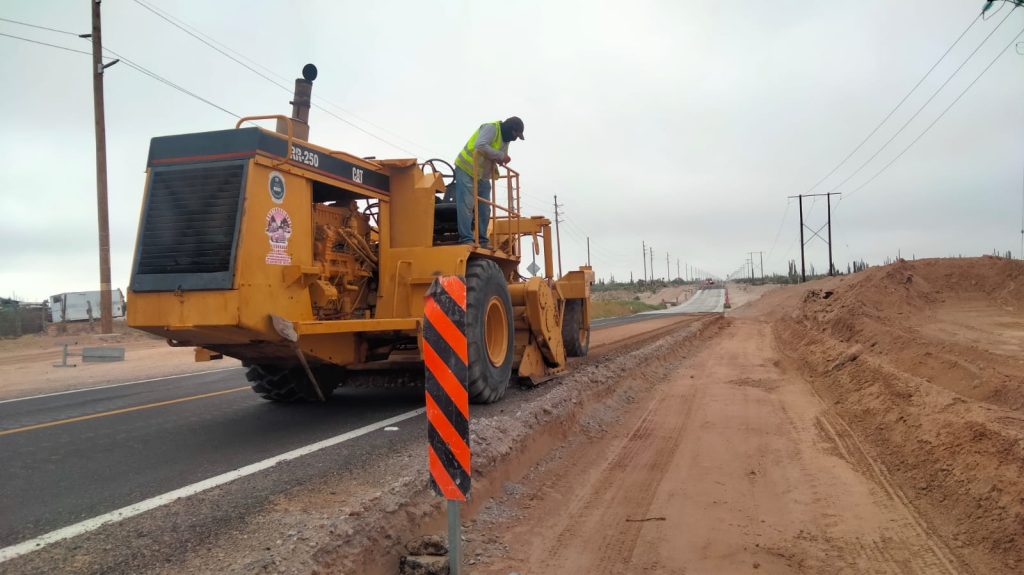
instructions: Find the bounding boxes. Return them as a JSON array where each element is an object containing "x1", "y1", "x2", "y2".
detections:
[
  {"x1": 0, "y1": 287, "x2": 725, "y2": 561},
  {"x1": 591, "y1": 287, "x2": 725, "y2": 329},
  {"x1": 0, "y1": 371, "x2": 424, "y2": 550}
]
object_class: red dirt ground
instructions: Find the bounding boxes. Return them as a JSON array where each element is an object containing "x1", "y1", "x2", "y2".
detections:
[{"x1": 463, "y1": 257, "x2": 1024, "y2": 574}]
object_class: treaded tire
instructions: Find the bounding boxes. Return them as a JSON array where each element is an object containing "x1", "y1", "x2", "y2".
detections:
[
  {"x1": 244, "y1": 363, "x2": 341, "y2": 402},
  {"x1": 562, "y1": 299, "x2": 590, "y2": 357},
  {"x1": 465, "y1": 259, "x2": 514, "y2": 404}
]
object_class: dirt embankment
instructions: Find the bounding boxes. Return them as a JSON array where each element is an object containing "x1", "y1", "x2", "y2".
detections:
[{"x1": 769, "y1": 257, "x2": 1024, "y2": 573}]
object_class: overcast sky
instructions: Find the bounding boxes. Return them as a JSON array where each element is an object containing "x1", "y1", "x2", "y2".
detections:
[{"x1": 2, "y1": 0, "x2": 1023, "y2": 300}]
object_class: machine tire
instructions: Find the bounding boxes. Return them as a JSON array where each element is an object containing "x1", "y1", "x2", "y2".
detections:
[
  {"x1": 562, "y1": 299, "x2": 590, "y2": 357},
  {"x1": 244, "y1": 363, "x2": 341, "y2": 402},
  {"x1": 465, "y1": 259, "x2": 514, "y2": 404}
]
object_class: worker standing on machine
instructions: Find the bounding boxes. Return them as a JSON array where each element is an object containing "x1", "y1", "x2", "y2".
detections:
[{"x1": 453, "y1": 116, "x2": 525, "y2": 247}]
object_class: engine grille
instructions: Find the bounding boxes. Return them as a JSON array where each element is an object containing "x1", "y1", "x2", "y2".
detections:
[{"x1": 132, "y1": 161, "x2": 246, "y2": 291}]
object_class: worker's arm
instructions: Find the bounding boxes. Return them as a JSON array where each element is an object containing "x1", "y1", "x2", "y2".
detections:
[{"x1": 474, "y1": 123, "x2": 508, "y2": 163}]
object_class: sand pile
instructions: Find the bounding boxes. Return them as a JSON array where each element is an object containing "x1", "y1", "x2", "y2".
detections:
[{"x1": 773, "y1": 257, "x2": 1024, "y2": 574}]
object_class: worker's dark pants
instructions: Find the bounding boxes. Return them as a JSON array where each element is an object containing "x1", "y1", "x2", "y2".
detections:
[{"x1": 454, "y1": 166, "x2": 490, "y2": 245}]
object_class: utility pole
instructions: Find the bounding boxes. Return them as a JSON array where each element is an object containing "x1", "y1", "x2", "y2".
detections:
[
  {"x1": 798, "y1": 195, "x2": 805, "y2": 282},
  {"x1": 642, "y1": 241, "x2": 647, "y2": 283},
  {"x1": 676, "y1": 258, "x2": 680, "y2": 280},
  {"x1": 748, "y1": 251, "x2": 764, "y2": 282},
  {"x1": 649, "y1": 248, "x2": 654, "y2": 282},
  {"x1": 553, "y1": 195, "x2": 563, "y2": 278},
  {"x1": 89, "y1": 0, "x2": 115, "y2": 334},
  {"x1": 586, "y1": 236, "x2": 591, "y2": 267},
  {"x1": 827, "y1": 194, "x2": 834, "y2": 275},
  {"x1": 788, "y1": 193, "x2": 840, "y2": 283},
  {"x1": 665, "y1": 252, "x2": 670, "y2": 282}
]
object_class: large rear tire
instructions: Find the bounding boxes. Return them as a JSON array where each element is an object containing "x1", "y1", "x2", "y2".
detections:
[
  {"x1": 562, "y1": 299, "x2": 590, "y2": 357},
  {"x1": 244, "y1": 363, "x2": 343, "y2": 402},
  {"x1": 465, "y1": 259, "x2": 514, "y2": 404}
]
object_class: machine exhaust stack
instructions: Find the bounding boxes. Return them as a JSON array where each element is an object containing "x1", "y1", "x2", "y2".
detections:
[{"x1": 277, "y1": 63, "x2": 317, "y2": 141}]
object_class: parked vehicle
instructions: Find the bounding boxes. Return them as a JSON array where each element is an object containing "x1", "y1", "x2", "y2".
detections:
[{"x1": 49, "y1": 290, "x2": 125, "y2": 322}]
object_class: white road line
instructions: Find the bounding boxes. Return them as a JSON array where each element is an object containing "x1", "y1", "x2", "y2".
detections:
[
  {"x1": 0, "y1": 367, "x2": 245, "y2": 405},
  {"x1": 0, "y1": 407, "x2": 426, "y2": 564}
]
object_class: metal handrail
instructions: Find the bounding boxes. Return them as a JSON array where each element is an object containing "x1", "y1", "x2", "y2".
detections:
[
  {"x1": 471, "y1": 151, "x2": 522, "y2": 257},
  {"x1": 235, "y1": 115, "x2": 294, "y2": 167}
]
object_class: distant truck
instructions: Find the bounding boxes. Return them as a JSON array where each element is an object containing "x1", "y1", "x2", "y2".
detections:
[{"x1": 49, "y1": 290, "x2": 126, "y2": 323}]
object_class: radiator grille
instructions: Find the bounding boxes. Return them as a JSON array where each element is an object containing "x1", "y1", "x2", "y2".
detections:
[{"x1": 134, "y1": 162, "x2": 245, "y2": 289}]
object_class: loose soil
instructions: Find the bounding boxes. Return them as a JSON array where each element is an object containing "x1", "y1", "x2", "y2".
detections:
[{"x1": 460, "y1": 258, "x2": 1023, "y2": 574}]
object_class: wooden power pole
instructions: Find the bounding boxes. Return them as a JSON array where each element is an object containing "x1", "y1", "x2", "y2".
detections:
[
  {"x1": 553, "y1": 195, "x2": 563, "y2": 278},
  {"x1": 90, "y1": 0, "x2": 114, "y2": 334}
]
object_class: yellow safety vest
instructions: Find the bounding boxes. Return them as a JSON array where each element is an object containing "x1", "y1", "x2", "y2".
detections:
[{"x1": 455, "y1": 121, "x2": 503, "y2": 177}]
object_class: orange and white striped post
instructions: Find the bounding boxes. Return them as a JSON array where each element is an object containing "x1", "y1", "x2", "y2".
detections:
[{"x1": 423, "y1": 276, "x2": 470, "y2": 573}]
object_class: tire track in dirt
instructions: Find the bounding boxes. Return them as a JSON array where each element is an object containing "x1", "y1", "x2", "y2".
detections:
[
  {"x1": 540, "y1": 365, "x2": 701, "y2": 573},
  {"x1": 473, "y1": 316, "x2": 972, "y2": 575},
  {"x1": 813, "y1": 408, "x2": 962, "y2": 574}
]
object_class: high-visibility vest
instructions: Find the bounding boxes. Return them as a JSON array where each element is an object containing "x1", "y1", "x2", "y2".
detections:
[{"x1": 455, "y1": 121, "x2": 503, "y2": 177}]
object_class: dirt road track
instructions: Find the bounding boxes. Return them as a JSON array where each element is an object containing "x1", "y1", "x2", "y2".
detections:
[{"x1": 471, "y1": 317, "x2": 963, "y2": 574}]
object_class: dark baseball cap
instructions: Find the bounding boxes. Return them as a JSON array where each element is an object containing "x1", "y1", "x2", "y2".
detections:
[{"x1": 505, "y1": 116, "x2": 525, "y2": 140}]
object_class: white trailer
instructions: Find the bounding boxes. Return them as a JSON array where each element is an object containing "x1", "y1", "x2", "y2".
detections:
[{"x1": 49, "y1": 289, "x2": 126, "y2": 322}]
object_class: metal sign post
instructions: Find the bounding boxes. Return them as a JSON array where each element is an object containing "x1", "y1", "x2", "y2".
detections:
[{"x1": 423, "y1": 276, "x2": 471, "y2": 574}]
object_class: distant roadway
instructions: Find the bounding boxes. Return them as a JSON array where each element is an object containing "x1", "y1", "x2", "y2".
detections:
[
  {"x1": 591, "y1": 286, "x2": 725, "y2": 329},
  {"x1": 0, "y1": 287, "x2": 724, "y2": 564}
]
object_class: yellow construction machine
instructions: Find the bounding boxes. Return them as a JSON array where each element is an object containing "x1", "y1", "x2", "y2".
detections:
[{"x1": 127, "y1": 65, "x2": 594, "y2": 403}]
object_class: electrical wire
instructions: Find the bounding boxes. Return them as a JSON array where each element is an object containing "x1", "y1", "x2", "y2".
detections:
[
  {"x1": 0, "y1": 30, "x2": 97, "y2": 57},
  {"x1": 841, "y1": 22, "x2": 1024, "y2": 203},
  {"x1": 764, "y1": 198, "x2": 793, "y2": 264},
  {"x1": 561, "y1": 218, "x2": 634, "y2": 263},
  {"x1": 131, "y1": 0, "x2": 291, "y2": 94},
  {"x1": 105, "y1": 47, "x2": 242, "y2": 118},
  {"x1": 131, "y1": 0, "x2": 440, "y2": 158},
  {"x1": 0, "y1": 16, "x2": 80, "y2": 36},
  {"x1": 0, "y1": 17, "x2": 239, "y2": 119},
  {"x1": 797, "y1": 12, "x2": 983, "y2": 197},
  {"x1": 823, "y1": 6, "x2": 1017, "y2": 197}
]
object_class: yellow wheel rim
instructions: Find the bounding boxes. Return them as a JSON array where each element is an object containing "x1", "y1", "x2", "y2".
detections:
[{"x1": 484, "y1": 295, "x2": 508, "y2": 367}]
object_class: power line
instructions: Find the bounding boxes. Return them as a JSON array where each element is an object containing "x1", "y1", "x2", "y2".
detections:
[
  {"x1": 106, "y1": 47, "x2": 242, "y2": 118},
  {"x1": 764, "y1": 198, "x2": 793, "y2": 264},
  {"x1": 561, "y1": 219, "x2": 636, "y2": 265},
  {"x1": 798, "y1": 12, "x2": 983, "y2": 197},
  {"x1": 131, "y1": 0, "x2": 439, "y2": 158},
  {"x1": 0, "y1": 30, "x2": 98, "y2": 57},
  {"x1": 0, "y1": 16, "x2": 79, "y2": 36},
  {"x1": 824, "y1": 6, "x2": 1018, "y2": 197},
  {"x1": 130, "y1": 1, "x2": 291, "y2": 84},
  {"x1": 131, "y1": 0, "x2": 291, "y2": 94},
  {"x1": 0, "y1": 17, "x2": 241, "y2": 120},
  {"x1": 842, "y1": 22, "x2": 1024, "y2": 203}
]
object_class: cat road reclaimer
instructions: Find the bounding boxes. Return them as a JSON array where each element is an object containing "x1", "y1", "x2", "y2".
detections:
[{"x1": 126, "y1": 65, "x2": 594, "y2": 403}]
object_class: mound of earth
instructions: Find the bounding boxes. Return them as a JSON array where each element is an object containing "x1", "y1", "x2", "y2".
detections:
[{"x1": 769, "y1": 257, "x2": 1024, "y2": 573}]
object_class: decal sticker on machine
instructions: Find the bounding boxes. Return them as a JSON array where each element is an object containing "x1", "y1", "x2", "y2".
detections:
[
  {"x1": 268, "y1": 171, "x2": 286, "y2": 203},
  {"x1": 265, "y1": 207, "x2": 293, "y2": 265}
]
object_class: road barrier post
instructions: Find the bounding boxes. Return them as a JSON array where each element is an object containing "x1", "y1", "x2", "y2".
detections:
[{"x1": 423, "y1": 276, "x2": 471, "y2": 574}]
